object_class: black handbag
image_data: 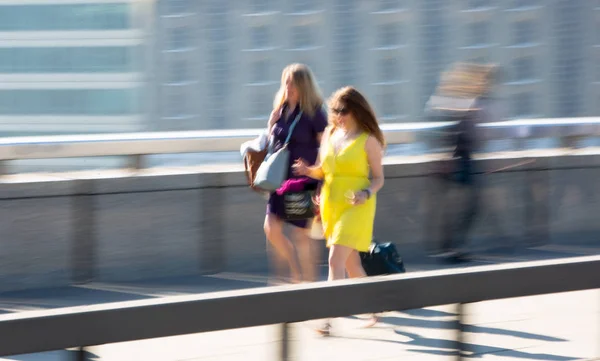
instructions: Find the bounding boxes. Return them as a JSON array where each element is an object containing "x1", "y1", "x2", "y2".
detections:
[
  {"x1": 360, "y1": 240, "x2": 406, "y2": 276},
  {"x1": 283, "y1": 190, "x2": 315, "y2": 220}
]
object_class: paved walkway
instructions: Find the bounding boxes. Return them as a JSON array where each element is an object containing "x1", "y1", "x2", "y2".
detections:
[{"x1": 0, "y1": 245, "x2": 599, "y2": 361}]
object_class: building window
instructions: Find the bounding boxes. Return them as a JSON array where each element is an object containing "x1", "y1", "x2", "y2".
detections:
[
  {"x1": 167, "y1": 91, "x2": 186, "y2": 117},
  {"x1": 251, "y1": 26, "x2": 270, "y2": 49},
  {"x1": 292, "y1": 0, "x2": 315, "y2": 12},
  {"x1": 165, "y1": 0, "x2": 192, "y2": 14},
  {"x1": 251, "y1": 0, "x2": 271, "y2": 13},
  {"x1": 469, "y1": 0, "x2": 490, "y2": 9},
  {"x1": 0, "y1": 47, "x2": 136, "y2": 73},
  {"x1": 252, "y1": 92, "x2": 271, "y2": 117},
  {"x1": 513, "y1": 0, "x2": 537, "y2": 8},
  {"x1": 208, "y1": 16, "x2": 227, "y2": 42},
  {"x1": 513, "y1": 57, "x2": 535, "y2": 81},
  {"x1": 0, "y1": 4, "x2": 130, "y2": 31},
  {"x1": 334, "y1": 0, "x2": 356, "y2": 12},
  {"x1": 513, "y1": 92, "x2": 534, "y2": 117},
  {"x1": 168, "y1": 27, "x2": 191, "y2": 50},
  {"x1": 379, "y1": 57, "x2": 400, "y2": 82},
  {"x1": 514, "y1": 21, "x2": 535, "y2": 45},
  {"x1": 291, "y1": 26, "x2": 313, "y2": 48},
  {"x1": 251, "y1": 59, "x2": 270, "y2": 83},
  {"x1": 379, "y1": 91, "x2": 399, "y2": 118},
  {"x1": 170, "y1": 61, "x2": 188, "y2": 83},
  {"x1": 378, "y1": 0, "x2": 402, "y2": 11},
  {"x1": 467, "y1": 56, "x2": 488, "y2": 64},
  {"x1": 0, "y1": 89, "x2": 136, "y2": 115},
  {"x1": 379, "y1": 23, "x2": 400, "y2": 47},
  {"x1": 468, "y1": 22, "x2": 489, "y2": 46}
]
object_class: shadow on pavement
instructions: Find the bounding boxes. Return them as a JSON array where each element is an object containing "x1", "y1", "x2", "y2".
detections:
[
  {"x1": 400, "y1": 308, "x2": 457, "y2": 318},
  {"x1": 394, "y1": 330, "x2": 576, "y2": 360},
  {"x1": 379, "y1": 315, "x2": 567, "y2": 342},
  {"x1": 6, "y1": 348, "x2": 100, "y2": 361},
  {"x1": 330, "y1": 331, "x2": 578, "y2": 361}
]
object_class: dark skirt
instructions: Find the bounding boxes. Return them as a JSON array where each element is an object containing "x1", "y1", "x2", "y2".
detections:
[{"x1": 267, "y1": 192, "x2": 309, "y2": 229}]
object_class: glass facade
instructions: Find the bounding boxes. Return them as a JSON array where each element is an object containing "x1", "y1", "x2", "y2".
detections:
[
  {"x1": 0, "y1": 47, "x2": 137, "y2": 73},
  {"x1": 0, "y1": 89, "x2": 137, "y2": 115},
  {"x1": 379, "y1": 23, "x2": 401, "y2": 48},
  {"x1": 419, "y1": 0, "x2": 448, "y2": 106},
  {"x1": 514, "y1": 21, "x2": 536, "y2": 45},
  {"x1": 291, "y1": 26, "x2": 313, "y2": 49},
  {"x1": 0, "y1": 4, "x2": 131, "y2": 31},
  {"x1": 333, "y1": 0, "x2": 358, "y2": 88}
]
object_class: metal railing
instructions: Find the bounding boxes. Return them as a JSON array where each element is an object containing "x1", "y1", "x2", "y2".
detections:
[
  {"x1": 0, "y1": 117, "x2": 598, "y2": 168},
  {"x1": 0, "y1": 255, "x2": 598, "y2": 360}
]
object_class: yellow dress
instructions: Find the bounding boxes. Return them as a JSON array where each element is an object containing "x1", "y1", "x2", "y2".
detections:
[{"x1": 320, "y1": 132, "x2": 375, "y2": 252}]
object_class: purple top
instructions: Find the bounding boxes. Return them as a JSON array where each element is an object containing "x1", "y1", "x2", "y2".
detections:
[
  {"x1": 270, "y1": 103, "x2": 328, "y2": 178},
  {"x1": 267, "y1": 102, "x2": 327, "y2": 227}
]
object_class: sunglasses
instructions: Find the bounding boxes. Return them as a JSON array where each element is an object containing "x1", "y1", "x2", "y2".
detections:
[{"x1": 331, "y1": 107, "x2": 349, "y2": 115}]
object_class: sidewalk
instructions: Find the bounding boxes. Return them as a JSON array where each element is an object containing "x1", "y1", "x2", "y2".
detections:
[
  {"x1": 2, "y1": 290, "x2": 598, "y2": 361},
  {"x1": 0, "y1": 244, "x2": 599, "y2": 361}
]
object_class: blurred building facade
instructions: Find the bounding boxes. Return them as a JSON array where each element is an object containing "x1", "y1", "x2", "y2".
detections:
[
  {"x1": 0, "y1": 0, "x2": 154, "y2": 136},
  {"x1": 155, "y1": 0, "x2": 600, "y2": 131},
  {"x1": 0, "y1": 0, "x2": 598, "y2": 134}
]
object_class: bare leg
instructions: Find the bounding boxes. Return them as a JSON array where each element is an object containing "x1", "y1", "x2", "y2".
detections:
[
  {"x1": 345, "y1": 250, "x2": 366, "y2": 278},
  {"x1": 345, "y1": 250, "x2": 378, "y2": 328},
  {"x1": 264, "y1": 214, "x2": 301, "y2": 283},
  {"x1": 291, "y1": 226, "x2": 316, "y2": 282},
  {"x1": 328, "y1": 244, "x2": 353, "y2": 281},
  {"x1": 315, "y1": 245, "x2": 354, "y2": 336},
  {"x1": 266, "y1": 237, "x2": 288, "y2": 285}
]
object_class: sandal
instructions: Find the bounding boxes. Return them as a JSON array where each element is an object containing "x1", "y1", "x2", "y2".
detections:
[
  {"x1": 315, "y1": 321, "x2": 331, "y2": 336},
  {"x1": 362, "y1": 314, "x2": 379, "y2": 328}
]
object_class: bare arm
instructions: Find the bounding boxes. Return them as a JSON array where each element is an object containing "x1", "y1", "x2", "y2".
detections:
[
  {"x1": 365, "y1": 135, "x2": 384, "y2": 195},
  {"x1": 294, "y1": 127, "x2": 330, "y2": 180},
  {"x1": 305, "y1": 129, "x2": 329, "y2": 180}
]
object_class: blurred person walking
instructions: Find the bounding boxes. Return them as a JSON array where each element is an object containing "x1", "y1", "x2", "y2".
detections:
[
  {"x1": 425, "y1": 63, "x2": 501, "y2": 263},
  {"x1": 264, "y1": 63, "x2": 328, "y2": 284},
  {"x1": 294, "y1": 86, "x2": 385, "y2": 335}
]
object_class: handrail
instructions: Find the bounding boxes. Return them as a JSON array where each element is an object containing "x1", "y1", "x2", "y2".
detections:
[
  {"x1": 0, "y1": 255, "x2": 597, "y2": 358},
  {"x1": 0, "y1": 117, "x2": 597, "y2": 162}
]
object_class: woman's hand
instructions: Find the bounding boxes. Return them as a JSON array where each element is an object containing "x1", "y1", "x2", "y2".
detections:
[
  {"x1": 348, "y1": 190, "x2": 369, "y2": 205},
  {"x1": 292, "y1": 158, "x2": 309, "y2": 176}
]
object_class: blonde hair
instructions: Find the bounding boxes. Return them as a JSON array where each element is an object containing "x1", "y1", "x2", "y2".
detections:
[
  {"x1": 273, "y1": 63, "x2": 323, "y2": 117},
  {"x1": 437, "y1": 62, "x2": 498, "y2": 98}
]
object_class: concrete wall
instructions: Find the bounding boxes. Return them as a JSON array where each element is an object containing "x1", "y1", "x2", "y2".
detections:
[{"x1": 0, "y1": 150, "x2": 598, "y2": 293}]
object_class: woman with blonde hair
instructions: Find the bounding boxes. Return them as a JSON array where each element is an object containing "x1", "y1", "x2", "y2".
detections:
[
  {"x1": 264, "y1": 63, "x2": 328, "y2": 284},
  {"x1": 294, "y1": 86, "x2": 385, "y2": 334}
]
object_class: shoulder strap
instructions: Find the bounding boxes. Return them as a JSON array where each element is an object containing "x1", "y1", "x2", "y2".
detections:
[{"x1": 284, "y1": 111, "x2": 303, "y2": 145}]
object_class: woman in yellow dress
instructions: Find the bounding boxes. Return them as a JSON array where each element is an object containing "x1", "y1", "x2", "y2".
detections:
[{"x1": 293, "y1": 86, "x2": 385, "y2": 334}]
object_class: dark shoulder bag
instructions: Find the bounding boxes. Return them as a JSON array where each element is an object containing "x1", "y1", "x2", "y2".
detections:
[{"x1": 283, "y1": 182, "x2": 318, "y2": 221}]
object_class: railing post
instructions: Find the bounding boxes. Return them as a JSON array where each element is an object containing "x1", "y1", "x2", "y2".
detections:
[
  {"x1": 74, "y1": 347, "x2": 87, "y2": 361},
  {"x1": 0, "y1": 160, "x2": 8, "y2": 176},
  {"x1": 456, "y1": 303, "x2": 465, "y2": 361},
  {"x1": 128, "y1": 154, "x2": 144, "y2": 170},
  {"x1": 279, "y1": 323, "x2": 290, "y2": 361}
]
